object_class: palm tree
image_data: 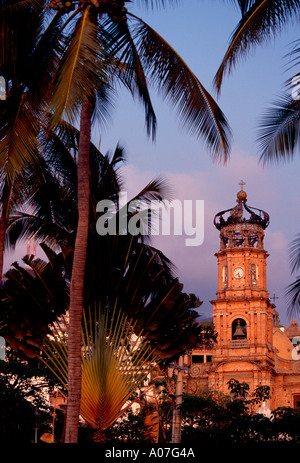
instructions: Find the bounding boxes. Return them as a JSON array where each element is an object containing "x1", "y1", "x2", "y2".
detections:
[
  {"x1": 46, "y1": 0, "x2": 232, "y2": 442},
  {"x1": 2, "y1": 129, "x2": 204, "y2": 440},
  {"x1": 0, "y1": 0, "x2": 64, "y2": 281}
]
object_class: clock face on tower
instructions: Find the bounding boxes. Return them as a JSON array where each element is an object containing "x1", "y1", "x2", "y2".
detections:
[{"x1": 233, "y1": 267, "x2": 244, "y2": 279}]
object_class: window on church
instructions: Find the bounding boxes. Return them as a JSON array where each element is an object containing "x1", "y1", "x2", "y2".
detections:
[
  {"x1": 222, "y1": 265, "x2": 228, "y2": 287},
  {"x1": 192, "y1": 355, "x2": 204, "y2": 364},
  {"x1": 293, "y1": 395, "x2": 300, "y2": 408},
  {"x1": 232, "y1": 318, "x2": 247, "y2": 339},
  {"x1": 251, "y1": 264, "x2": 257, "y2": 285}
]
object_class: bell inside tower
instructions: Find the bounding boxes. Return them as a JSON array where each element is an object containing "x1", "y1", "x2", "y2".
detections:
[{"x1": 232, "y1": 318, "x2": 247, "y2": 339}]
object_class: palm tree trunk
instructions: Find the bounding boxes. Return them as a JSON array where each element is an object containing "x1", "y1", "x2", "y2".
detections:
[
  {"x1": 0, "y1": 183, "x2": 10, "y2": 283},
  {"x1": 65, "y1": 96, "x2": 93, "y2": 443}
]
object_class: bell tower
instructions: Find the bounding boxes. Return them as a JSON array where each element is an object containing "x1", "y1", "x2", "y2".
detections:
[{"x1": 209, "y1": 183, "x2": 275, "y2": 393}]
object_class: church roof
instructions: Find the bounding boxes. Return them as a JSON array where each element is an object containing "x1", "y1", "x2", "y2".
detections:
[
  {"x1": 273, "y1": 326, "x2": 294, "y2": 360},
  {"x1": 284, "y1": 318, "x2": 300, "y2": 339}
]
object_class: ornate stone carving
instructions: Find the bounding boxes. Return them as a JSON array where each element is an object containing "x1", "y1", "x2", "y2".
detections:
[
  {"x1": 293, "y1": 361, "x2": 300, "y2": 374},
  {"x1": 190, "y1": 364, "x2": 203, "y2": 378}
]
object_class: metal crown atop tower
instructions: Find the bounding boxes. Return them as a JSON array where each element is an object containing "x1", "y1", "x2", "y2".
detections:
[{"x1": 213, "y1": 181, "x2": 270, "y2": 250}]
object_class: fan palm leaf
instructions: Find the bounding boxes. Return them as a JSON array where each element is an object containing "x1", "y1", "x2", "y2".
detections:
[{"x1": 42, "y1": 305, "x2": 156, "y2": 440}]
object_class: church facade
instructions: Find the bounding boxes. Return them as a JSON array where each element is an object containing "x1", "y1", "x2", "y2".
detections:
[{"x1": 187, "y1": 185, "x2": 300, "y2": 411}]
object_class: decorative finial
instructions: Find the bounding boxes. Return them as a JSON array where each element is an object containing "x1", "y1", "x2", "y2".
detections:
[{"x1": 237, "y1": 180, "x2": 247, "y2": 202}]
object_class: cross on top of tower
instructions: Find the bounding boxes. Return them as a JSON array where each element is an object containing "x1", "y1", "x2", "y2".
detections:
[{"x1": 239, "y1": 180, "x2": 246, "y2": 190}]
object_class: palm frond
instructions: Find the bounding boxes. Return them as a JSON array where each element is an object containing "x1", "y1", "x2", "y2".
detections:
[
  {"x1": 99, "y1": 236, "x2": 201, "y2": 359},
  {"x1": 24, "y1": 253, "x2": 69, "y2": 312},
  {"x1": 0, "y1": 93, "x2": 41, "y2": 185},
  {"x1": 89, "y1": 143, "x2": 126, "y2": 206},
  {"x1": 117, "y1": 176, "x2": 172, "y2": 241},
  {"x1": 49, "y1": 6, "x2": 111, "y2": 126},
  {"x1": 214, "y1": 0, "x2": 300, "y2": 94},
  {"x1": 130, "y1": 15, "x2": 231, "y2": 162},
  {"x1": 257, "y1": 94, "x2": 300, "y2": 164},
  {"x1": 289, "y1": 233, "x2": 300, "y2": 274},
  {"x1": 135, "y1": 0, "x2": 181, "y2": 8},
  {"x1": 41, "y1": 117, "x2": 79, "y2": 185},
  {"x1": 283, "y1": 39, "x2": 300, "y2": 72},
  {"x1": 225, "y1": 0, "x2": 257, "y2": 16},
  {"x1": 286, "y1": 277, "x2": 300, "y2": 318},
  {"x1": 24, "y1": 11, "x2": 64, "y2": 111},
  {"x1": 0, "y1": 1, "x2": 62, "y2": 219},
  {"x1": 129, "y1": 176, "x2": 171, "y2": 205},
  {"x1": 106, "y1": 17, "x2": 157, "y2": 139},
  {"x1": 285, "y1": 234, "x2": 300, "y2": 317},
  {"x1": 1, "y1": 254, "x2": 69, "y2": 358},
  {"x1": 6, "y1": 163, "x2": 76, "y2": 252},
  {"x1": 0, "y1": 0, "x2": 45, "y2": 80}
]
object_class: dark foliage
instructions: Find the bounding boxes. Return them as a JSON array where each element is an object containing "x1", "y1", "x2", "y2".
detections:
[{"x1": 0, "y1": 359, "x2": 58, "y2": 443}]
